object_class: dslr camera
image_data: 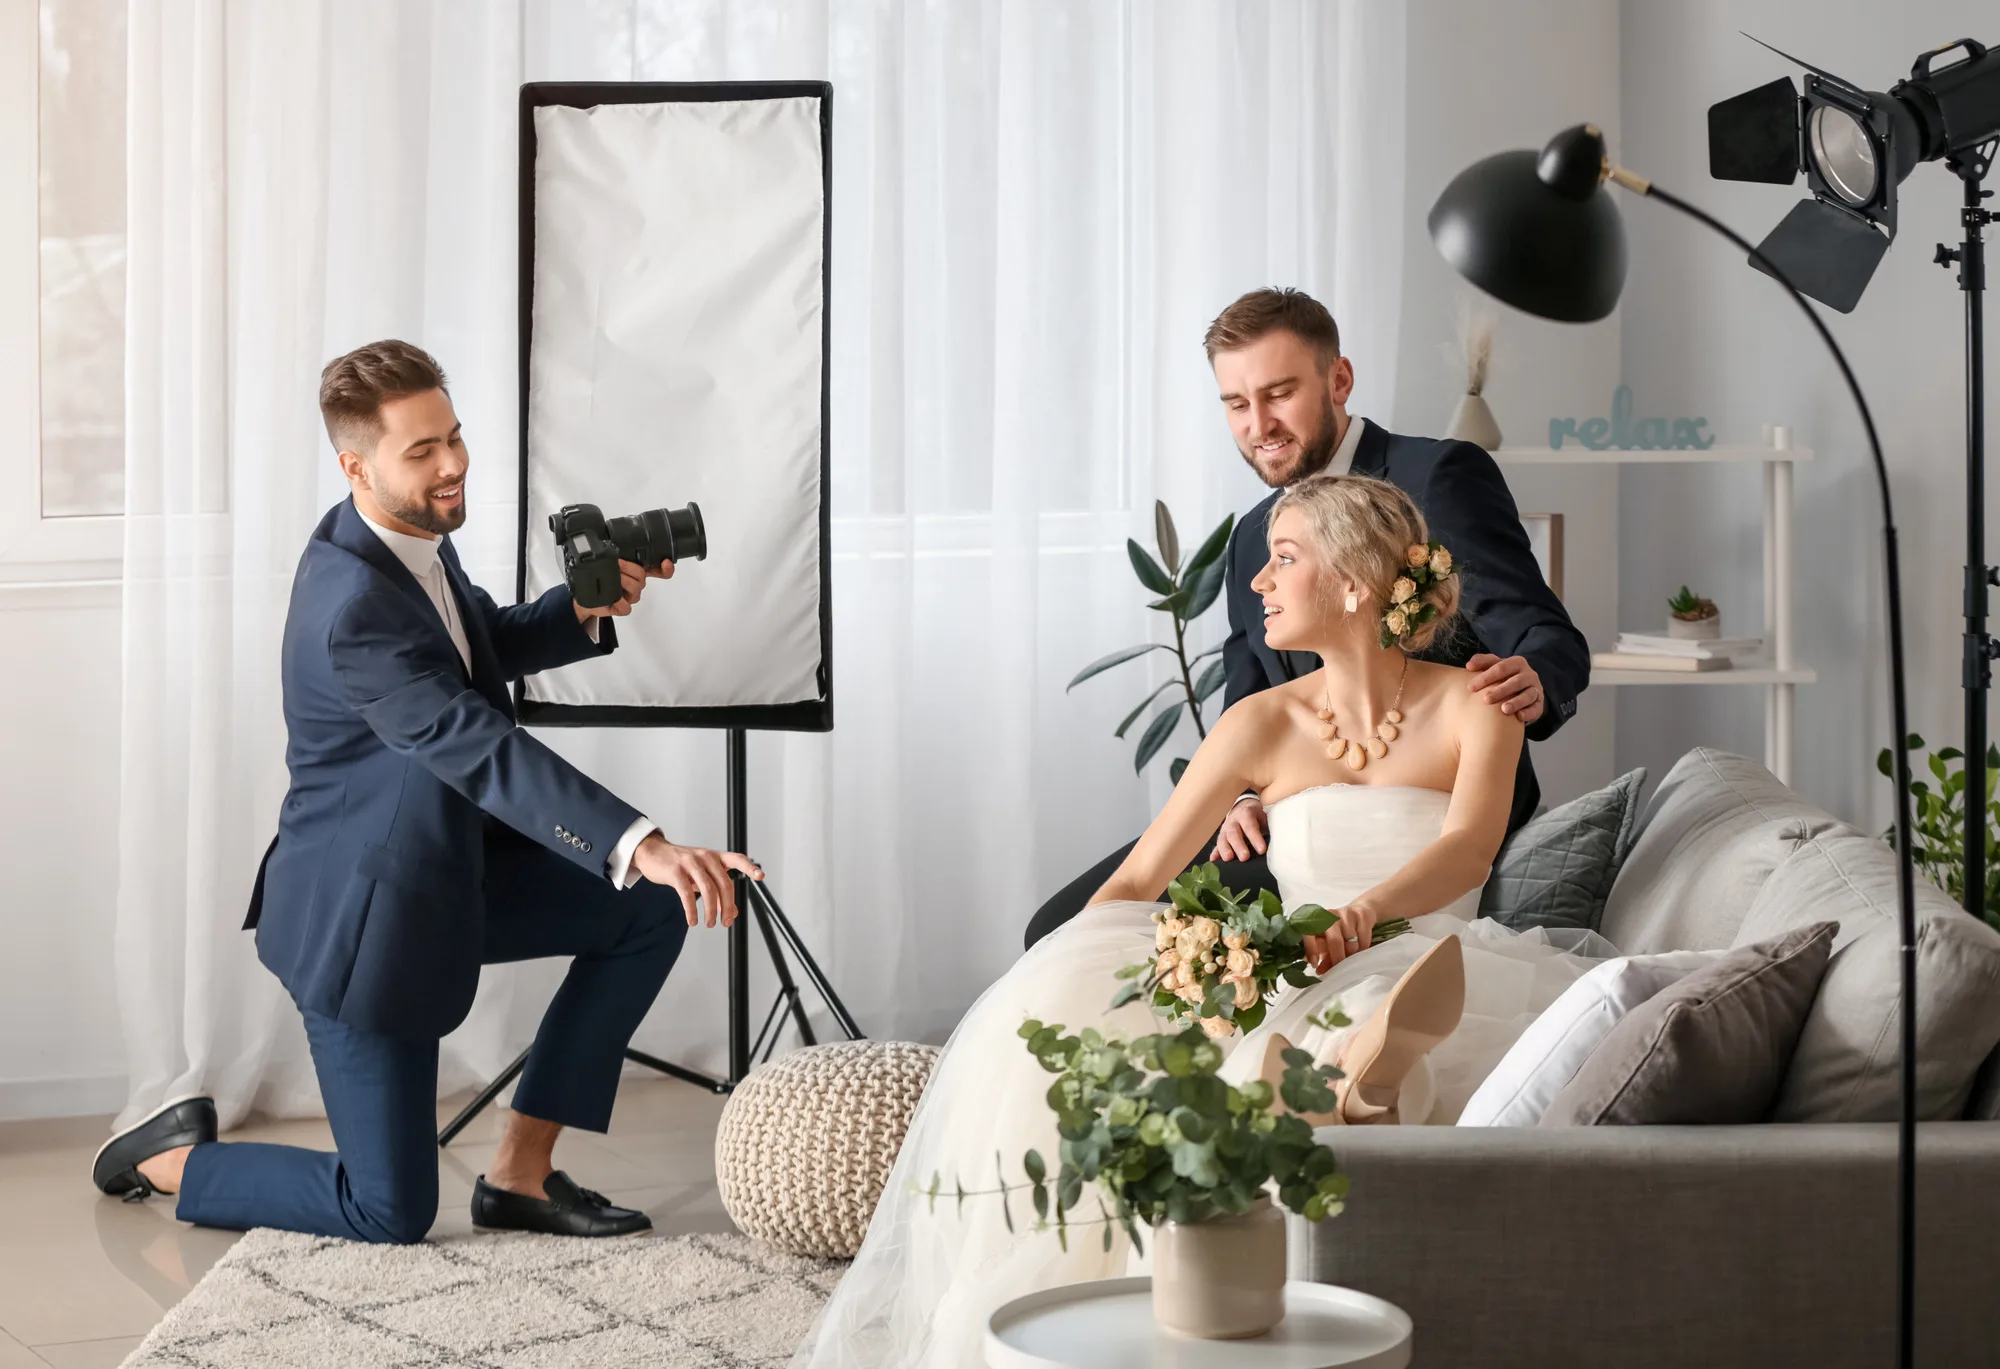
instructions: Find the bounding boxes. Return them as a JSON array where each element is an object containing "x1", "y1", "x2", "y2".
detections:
[{"x1": 549, "y1": 502, "x2": 707, "y2": 609}]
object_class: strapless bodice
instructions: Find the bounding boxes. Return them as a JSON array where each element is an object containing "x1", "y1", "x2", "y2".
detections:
[{"x1": 1263, "y1": 784, "x2": 1481, "y2": 918}]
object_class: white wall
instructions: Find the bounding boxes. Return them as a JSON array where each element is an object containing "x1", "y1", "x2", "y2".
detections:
[
  {"x1": 0, "y1": 586, "x2": 127, "y2": 1118},
  {"x1": 1393, "y1": 0, "x2": 1624, "y2": 805},
  {"x1": 1617, "y1": 0, "x2": 1999, "y2": 828}
]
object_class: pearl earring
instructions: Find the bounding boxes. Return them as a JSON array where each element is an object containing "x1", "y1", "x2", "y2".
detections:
[{"x1": 1344, "y1": 592, "x2": 1359, "y2": 614}]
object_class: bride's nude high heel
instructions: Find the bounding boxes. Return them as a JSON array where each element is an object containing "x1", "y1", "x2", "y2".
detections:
[{"x1": 1258, "y1": 936, "x2": 1466, "y2": 1127}]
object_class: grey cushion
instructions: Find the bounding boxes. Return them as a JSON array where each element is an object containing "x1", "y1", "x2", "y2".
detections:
[
  {"x1": 1538, "y1": 921, "x2": 1836, "y2": 1126},
  {"x1": 1478, "y1": 769, "x2": 1646, "y2": 933},
  {"x1": 1730, "y1": 830, "x2": 2000, "y2": 1122},
  {"x1": 1597, "y1": 748, "x2": 1853, "y2": 955}
]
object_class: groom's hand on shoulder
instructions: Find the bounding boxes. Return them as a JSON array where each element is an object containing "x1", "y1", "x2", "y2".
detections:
[{"x1": 1465, "y1": 653, "x2": 1544, "y2": 725}]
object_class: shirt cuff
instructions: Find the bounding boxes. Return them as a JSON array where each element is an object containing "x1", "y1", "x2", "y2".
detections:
[
  {"x1": 582, "y1": 616, "x2": 601, "y2": 645},
  {"x1": 606, "y1": 816, "x2": 660, "y2": 888}
]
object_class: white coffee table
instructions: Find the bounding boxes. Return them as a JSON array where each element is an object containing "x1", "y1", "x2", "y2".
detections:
[{"x1": 985, "y1": 1277, "x2": 1412, "y2": 1369}]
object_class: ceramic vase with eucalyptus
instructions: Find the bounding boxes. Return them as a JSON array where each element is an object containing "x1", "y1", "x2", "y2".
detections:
[{"x1": 1150, "y1": 1195, "x2": 1287, "y2": 1339}]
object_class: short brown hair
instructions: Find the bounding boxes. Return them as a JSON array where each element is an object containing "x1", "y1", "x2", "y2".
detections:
[
  {"x1": 318, "y1": 340, "x2": 449, "y2": 455},
  {"x1": 1202, "y1": 287, "x2": 1341, "y2": 366}
]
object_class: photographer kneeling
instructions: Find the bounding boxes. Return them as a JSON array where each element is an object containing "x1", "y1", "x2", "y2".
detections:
[{"x1": 90, "y1": 340, "x2": 752, "y2": 1243}]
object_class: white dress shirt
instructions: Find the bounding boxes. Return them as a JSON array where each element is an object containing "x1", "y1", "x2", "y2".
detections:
[
  {"x1": 1301, "y1": 413, "x2": 1366, "y2": 487},
  {"x1": 357, "y1": 507, "x2": 660, "y2": 888}
]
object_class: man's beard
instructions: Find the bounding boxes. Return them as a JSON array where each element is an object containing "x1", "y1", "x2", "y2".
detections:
[
  {"x1": 377, "y1": 483, "x2": 467, "y2": 536},
  {"x1": 1240, "y1": 392, "x2": 1341, "y2": 489}
]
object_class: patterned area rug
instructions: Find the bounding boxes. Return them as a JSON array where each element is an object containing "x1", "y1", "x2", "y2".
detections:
[{"x1": 121, "y1": 1228, "x2": 845, "y2": 1368}]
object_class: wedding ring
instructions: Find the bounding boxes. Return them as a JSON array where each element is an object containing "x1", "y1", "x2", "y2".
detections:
[{"x1": 1344, "y1": 936, "x2": 1360, "y2": 944}]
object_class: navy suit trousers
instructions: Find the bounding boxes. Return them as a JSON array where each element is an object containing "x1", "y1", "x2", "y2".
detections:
[{"x1": 175, "y1": 825, "x2": 687, "y2": 1244}]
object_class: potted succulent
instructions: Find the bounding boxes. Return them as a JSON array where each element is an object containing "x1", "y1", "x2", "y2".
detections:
[{"x1": 1667, "y1": 584, "x2": 1721, "y2": 640}]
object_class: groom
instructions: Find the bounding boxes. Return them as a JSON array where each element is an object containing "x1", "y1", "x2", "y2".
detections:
[
  {"x1": 90, "y1": 340, "x2": 759, "y2": 1243},
  {"x1": 1026, "y1": 287, "x2": 1589, "y2": 947}
]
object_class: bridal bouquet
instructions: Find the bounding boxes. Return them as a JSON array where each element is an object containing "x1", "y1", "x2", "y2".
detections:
[{"x1": 1110, "y1": 863, "x2": 1410, "y2": 1039}]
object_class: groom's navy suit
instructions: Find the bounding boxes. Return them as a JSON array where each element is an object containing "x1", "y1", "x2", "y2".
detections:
[
  {"x1": 1025, "y1": 420, "x2": 1590, "y2": 948},
  {"x1": 176, "y1": 496, "x2": 688, "y2": 1244}
]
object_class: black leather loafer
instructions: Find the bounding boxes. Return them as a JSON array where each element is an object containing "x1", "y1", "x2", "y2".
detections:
[
  {"x1": 471, "y1": 1170, "x2": 652, "y2": 1237},
  {"x1": 92, "y1": 1095, "x2": 217, "y2": 1200}
]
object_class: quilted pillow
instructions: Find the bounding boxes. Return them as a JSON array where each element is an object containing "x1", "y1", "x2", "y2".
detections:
[{"x1": 1479, "y1": 769, "x2": 1647, "y2": 933}]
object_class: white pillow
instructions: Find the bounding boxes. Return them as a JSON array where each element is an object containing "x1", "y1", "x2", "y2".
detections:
[{"x1": 1458, "y1": 950, "x2": 1726, "y2": 1126}]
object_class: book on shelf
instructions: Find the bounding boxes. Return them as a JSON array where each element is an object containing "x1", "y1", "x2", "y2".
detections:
[
  {"x1": 1613, "y1": 633, "x2": 1764, "y2": 659},
  {"x1": 1592, "y1": 651, "x2": 1735, "y2": 673}
]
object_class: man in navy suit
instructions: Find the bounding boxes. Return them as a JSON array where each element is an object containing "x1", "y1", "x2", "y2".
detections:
[
  {"x1": 91, "y1": 341, "x2": 759, "y2": 1242},
  {"x1": 1025, "y1": 288, "x2": 1589, "y2": 947}
]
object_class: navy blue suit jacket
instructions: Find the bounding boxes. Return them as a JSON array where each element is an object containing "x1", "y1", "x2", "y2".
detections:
[
  {"x1": 1222, "y1": 421, "x2": 1590, "y2": 830},
  {"x1": 244, "y1": 496, "x2": 644, "y2": 1039}
]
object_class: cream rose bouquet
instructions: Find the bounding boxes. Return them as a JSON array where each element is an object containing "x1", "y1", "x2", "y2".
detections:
[{"x1": 1109, "y1": 863, "x2": 1410, "y2": 1038}]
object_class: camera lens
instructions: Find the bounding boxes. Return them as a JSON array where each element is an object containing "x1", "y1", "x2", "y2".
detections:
[
  {"x1": 665, "y1": 503, "x2": 706, "y2": 562},
  {"x1": 604, "y1": 504, "x2": 706, "y2": 567}
]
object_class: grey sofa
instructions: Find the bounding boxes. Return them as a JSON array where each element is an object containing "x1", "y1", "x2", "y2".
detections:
[{"x1": 1293, "y1": 748, "x2": 2000, "y2": 1369}]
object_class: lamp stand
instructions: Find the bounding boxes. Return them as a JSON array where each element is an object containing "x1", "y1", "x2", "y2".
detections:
[
  {"x1": 1944, "y1": 155, "x2": 1997, "y2": 927},
  {"x1": 1614, "y1": 173, "x2": 1921, "y2": 1369}
]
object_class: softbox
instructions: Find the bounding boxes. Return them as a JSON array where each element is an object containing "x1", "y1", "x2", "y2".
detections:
[{"x1": 514, "y1": 82, "x2": 832, "y2": 732}]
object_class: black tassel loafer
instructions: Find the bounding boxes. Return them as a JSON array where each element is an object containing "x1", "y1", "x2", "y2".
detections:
[
  {"x1": 92, "y1": 1095, "x2": 217, "y2": 1201},
  {"x1": 471, "y1": 1170, "x2": 653, "y2": 1237}
]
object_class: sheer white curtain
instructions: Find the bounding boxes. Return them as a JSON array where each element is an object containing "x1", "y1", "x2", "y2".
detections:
[{"x1": 115, "y1": 0, "x2": 1405, "y2": 1127}]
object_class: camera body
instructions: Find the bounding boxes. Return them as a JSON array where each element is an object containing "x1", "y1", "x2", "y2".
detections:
[{"x1": 550, "y1": 502, "x2": 707, "y2": 608}]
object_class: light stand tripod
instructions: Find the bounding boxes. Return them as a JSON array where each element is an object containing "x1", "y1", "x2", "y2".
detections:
[
  {"x1": 1946, "y1": 152, "x2": 1998, "y2": 927},
  {"x1": 438, "y1": 728, "x2": 863, "y2": 1147}
]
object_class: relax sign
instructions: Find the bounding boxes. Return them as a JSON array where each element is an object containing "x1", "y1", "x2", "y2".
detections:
[{"x1": 1549, "y1": 386, "x2": 1714, "y2": 451}]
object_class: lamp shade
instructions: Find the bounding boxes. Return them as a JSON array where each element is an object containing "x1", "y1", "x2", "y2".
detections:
[{"x1": 1427, "y1": 128, "x2": 1629, "y2": 323}]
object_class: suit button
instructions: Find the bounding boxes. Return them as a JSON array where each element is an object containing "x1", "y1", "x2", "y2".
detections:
[{"x1": 581, "y1": 842, "x2": 592, "y2": 854}]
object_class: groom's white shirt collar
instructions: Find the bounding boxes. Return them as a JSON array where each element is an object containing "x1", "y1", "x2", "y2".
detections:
[
  {"x1": 356, "y1": 504, "x2": 444, "y2": 580},
  {"x1": 1282, "y1": 415, "x2": 1367, "y2": 493}
]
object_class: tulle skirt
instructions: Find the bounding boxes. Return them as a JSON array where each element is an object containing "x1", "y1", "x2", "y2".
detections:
[{"x1": 789, "y1": 903, "x2": 1615, "y2": 1368}]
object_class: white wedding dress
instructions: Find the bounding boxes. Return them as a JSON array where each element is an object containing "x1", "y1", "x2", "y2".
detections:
[{"x1": 792, "y1": 785, "x2": 1615, "y2": 1369}]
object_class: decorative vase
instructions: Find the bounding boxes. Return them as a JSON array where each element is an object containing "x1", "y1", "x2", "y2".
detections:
[
  {"x1": 1445, "y1": 392, "x2": 1502, "y2": 451},
  {"x1": 1150, "y1": 1195, "x2": 1287, "y2": 1339},
  {"x1": 1668, "y1": 614, "x2": 1721, "y2": 640}
]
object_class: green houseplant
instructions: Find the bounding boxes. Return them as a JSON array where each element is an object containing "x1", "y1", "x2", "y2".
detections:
[
  {"x1": 1877, "y1": 733, "x2": 2000, "y2": 931},
  {"x1": 926, "y1": 867, "x2": 1372, "y2": 1338},
  {"x1": 1068, "y1": 501, "x2": 1236, "y2": 783}
]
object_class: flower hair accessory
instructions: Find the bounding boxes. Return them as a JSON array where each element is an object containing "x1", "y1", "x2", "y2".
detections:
[{"x1": 1381, "y1": 541, "x2": 1457, "y2": 649}]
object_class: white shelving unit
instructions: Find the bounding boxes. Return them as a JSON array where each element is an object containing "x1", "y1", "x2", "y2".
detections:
[{"x1": 1494, "y1": 430, "x2": 1814, "y2": 784}]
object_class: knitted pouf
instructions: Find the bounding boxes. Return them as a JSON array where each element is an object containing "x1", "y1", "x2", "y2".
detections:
[{"x1": 715, "y1": 1040, "x2": 942, "y2": 1259}]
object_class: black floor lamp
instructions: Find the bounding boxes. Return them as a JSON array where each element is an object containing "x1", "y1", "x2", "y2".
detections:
[{"x1": 1427, "y1": 124, "x2": 1922, "y2": 1369}]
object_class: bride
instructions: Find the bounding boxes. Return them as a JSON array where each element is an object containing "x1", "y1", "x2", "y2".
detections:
[{"x1": 794, "y1": 475, "x2": 1613, "y2": 1368}]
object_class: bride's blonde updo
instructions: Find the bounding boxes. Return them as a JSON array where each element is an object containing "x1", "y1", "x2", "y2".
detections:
[{"x1": 1269, "y1": 473, "x2": 1461, "y2": 653}]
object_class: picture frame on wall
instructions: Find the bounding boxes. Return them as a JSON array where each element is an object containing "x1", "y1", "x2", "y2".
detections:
[{"x1": 1521, "y1": 512, "x2": 1565, "y2": 600}]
